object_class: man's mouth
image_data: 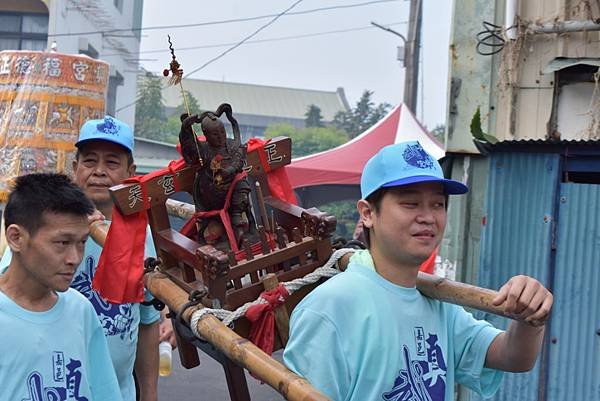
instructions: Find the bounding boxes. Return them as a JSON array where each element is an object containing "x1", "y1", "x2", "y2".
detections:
[
  {"x1": 412, "y1": 230, "x2": 435, "y2": 239},
  {"x1": 58, "y1": 271, "x2": 75, "y2": 280}
]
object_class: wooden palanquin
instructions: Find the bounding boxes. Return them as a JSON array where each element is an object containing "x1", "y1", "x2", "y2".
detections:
[{"x1": 108, "y1": 136, "x2": 337, "y2": 350}]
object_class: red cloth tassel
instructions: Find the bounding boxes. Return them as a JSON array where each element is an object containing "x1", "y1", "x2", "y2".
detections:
[
  {"x1": 245, "y1": 284, "x2": 290, "y2": 355},
  {"x1": 93, "y1": 206, "x2": 148, "y2": 304}
]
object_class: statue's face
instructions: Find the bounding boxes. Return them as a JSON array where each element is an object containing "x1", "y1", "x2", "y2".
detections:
[{"x1": 202, "y1": 118, "x2": 226, "y2": 147}]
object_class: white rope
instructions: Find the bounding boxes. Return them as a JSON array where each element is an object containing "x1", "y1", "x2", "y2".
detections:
[{"x1": 190, "y1": 248, "x2": 355, "y2": 338}]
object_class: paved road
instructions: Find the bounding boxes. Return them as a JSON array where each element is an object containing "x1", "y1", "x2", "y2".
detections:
[{"x1": 158, "y1": 349, "x2": 286, "y2": 401}]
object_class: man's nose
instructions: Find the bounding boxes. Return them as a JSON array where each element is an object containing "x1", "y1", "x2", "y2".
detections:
[
  {"x1": 93, "y1": 163, "x2": 107, "y2": 175},
  {"x1": 65, "y1": 245, "x2": 83, "y2": 266},
  {"x1": 416, "y1": 207, "x2": 435, "y2": 224}
]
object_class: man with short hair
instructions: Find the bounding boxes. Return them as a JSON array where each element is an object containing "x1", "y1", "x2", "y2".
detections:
[
  {"x1": 284, "y1": 141, "x2": 553, "y2": 401},
  {"x1": 0, "y1": 173, "x2": 122, "y2": 401},
  {"x1": 1, "y1": 116, "x2": 161, "y2": 401}
]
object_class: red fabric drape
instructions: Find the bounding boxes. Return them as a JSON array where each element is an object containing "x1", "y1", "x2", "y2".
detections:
[
  {"x1": 92, "y1": 161, "x2": 187, "y2": 304},
  {"x1": 245, "y1": 284, "x2": 290, "y2": 355},
  {"x1": 93, "y1": 207, "x2": 148, "y2": 304},
  {"x1": 419, "y1": 247, "x2": 438, "y2": 274},
  {"x1": 179, "y1": 172, "x2": 247, "y2": 252},
  {"x1": 246, "y1": 138, "x2": 297, "y2": 205}
]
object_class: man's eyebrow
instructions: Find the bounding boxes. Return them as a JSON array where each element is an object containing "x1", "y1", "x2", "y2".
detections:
[{"x1": 104, "y1": 153, "x2": 122, "y2": 158}]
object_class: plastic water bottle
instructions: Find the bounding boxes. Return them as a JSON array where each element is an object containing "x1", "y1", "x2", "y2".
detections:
[{"x1": 158, "y1": 341, "x2": 172, "y2": 376}]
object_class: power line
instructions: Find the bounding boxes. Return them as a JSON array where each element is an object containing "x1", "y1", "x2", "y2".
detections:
[
  {"x1": 50, "y1": 0, "x2": 401, "y2": 38},
  {"x1": 185, "y1": 0, "x2": 305, "y2": 78},
  {"x1": 116, "y1": 0, "x2": 305, "y2": 112},
  {"x1": 102, "y1": 22, "x2": 407, "y2": 58}
]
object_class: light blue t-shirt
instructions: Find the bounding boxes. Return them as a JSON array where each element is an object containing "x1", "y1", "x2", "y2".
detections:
[
  {"x1": 0, "y1": 224, "x2": 160, "y2": 401},
  {"x1": 0, "y1": 288, "x2": 122, "y2": 401},
  {"x1": 283, "y1": 250, "x2": 503, "y2": 401}
]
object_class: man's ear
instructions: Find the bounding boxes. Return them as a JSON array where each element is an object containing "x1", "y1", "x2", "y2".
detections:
[
  {"x1": 72, "y1": 158, "x2": 78, "y2": 174},
  {"x1": 357, "y1": 199, "x2": 374, "y2": 229},
  {"x1": 128, "y1": 163, "x2": 136, "y2": 177},
  {"x1": 6, "y1": 224, "x2": 28, "y2": 253}
]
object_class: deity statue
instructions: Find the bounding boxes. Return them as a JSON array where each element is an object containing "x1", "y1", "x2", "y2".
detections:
[{"x1": 179, "y1": 104, "x2": 256, "y2": 248}]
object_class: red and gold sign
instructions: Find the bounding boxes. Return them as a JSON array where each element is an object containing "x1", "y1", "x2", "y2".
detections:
[{"x1": 0, "y1": 50, "x2": 109, "y2": 200}]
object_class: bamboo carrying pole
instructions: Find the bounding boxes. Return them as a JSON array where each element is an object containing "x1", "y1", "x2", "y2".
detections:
[
  {"x1": 336, "y1": 253, "x2": 509, "y2": 318},
  {"x1": 88, "y1": 221, "x2": 536, "y2": 399},
  {"x1": 89, "y1": 221, "x2": 330, "y2": 401},
  {"x1": 90, "y1": 221, "x2": 523, "y2": 326}
]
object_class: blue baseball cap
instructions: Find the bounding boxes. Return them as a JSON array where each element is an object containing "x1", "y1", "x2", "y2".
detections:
[
  {"x1": 360, "y1": 141, "x2": 468, "y2": 199},
  {"x1": 75, "y1": 115, "x2": 134, "y2": 153}
]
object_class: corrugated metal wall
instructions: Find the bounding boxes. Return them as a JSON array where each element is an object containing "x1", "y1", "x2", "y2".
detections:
[
  {"x1": 546, "y1": 183, "x2": 600, "y2": 400},
  {"x1": 469, "y1": 152, "x2": 600, "y2": 400},
  {"x1": 471, "y1": 152, "x2": 560, "y2": 401}
]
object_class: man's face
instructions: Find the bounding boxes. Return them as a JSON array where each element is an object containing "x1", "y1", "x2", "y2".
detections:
[
  {"x1": 72, "y1": 140, "x2": 135, "y2": 207},
  {"x1": 363, "y1": 182, "x2": 447, "y2": 268},
  {"x1": 11, "y1": 212, "x2": 89, "y2": 292}
]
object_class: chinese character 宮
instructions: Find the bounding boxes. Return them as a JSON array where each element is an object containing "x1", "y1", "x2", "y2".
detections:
[{"x1": 72, "y1": 60, "x2": 89, "y2": 81}]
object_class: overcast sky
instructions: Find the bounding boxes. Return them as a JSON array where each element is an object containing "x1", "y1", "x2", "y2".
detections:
[{"x1": 139, "y1": 0, "x2": 453, "y2": 129}]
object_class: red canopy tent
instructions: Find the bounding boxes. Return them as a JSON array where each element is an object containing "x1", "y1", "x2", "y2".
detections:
[{"x1": 286, "y1": 104, "x2": 444, "y2": 206}]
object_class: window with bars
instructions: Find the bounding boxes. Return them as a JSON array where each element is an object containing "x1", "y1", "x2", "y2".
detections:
[{"x1": 0, "y1": 13, "x2": 48, "y2": 51}]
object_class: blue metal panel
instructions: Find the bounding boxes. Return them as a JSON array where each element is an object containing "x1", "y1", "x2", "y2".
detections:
[
  {"x1": 471, "y1": 153, "x2": 560, "y2": 401},
  {"x1": 546, "y1": 183, "x2": 600, "y2": 401}
]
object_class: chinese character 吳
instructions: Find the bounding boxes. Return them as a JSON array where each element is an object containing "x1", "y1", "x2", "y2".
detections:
[{"x1": 128, "y1": 185, "x2": 143, "y2": 208}]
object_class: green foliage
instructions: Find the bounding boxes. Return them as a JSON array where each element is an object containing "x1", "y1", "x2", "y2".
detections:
[
  {"x1": 470, "y1": 107, "x2": 498, "y2": 144},
  {"x1": 333, "y1": 90, "x2": 391, "y2": 138},
  {"x1": 319, "y1": 200, "x2": 359, "y2": 240},
  {"x1": 135, "y1": 73, "x2": 167, "y2": 141},
  {"x1": 171, "y1": 90, "x2": 201, "y2": 118},
  {"x1": 134, "y1": 76, "x2": 202, "y2": 143},
  {"x1": 265, "y1": 123, "x2": 348, "y2": 158},
  {"x1": 156, "y1": 115, "x2": 180, "y2": 144},
  {"x1": 305, "y1": 104, "x2": 324, "y2": 128}
]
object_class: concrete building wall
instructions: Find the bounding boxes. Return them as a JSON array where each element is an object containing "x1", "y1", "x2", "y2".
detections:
[{"x1": 0, "y1": 0, "x2": 143, "y2": 127}]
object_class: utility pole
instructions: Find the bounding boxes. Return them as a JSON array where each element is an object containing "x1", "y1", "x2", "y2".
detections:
[
  {"x1": 404, "y1": 0, "x2": 422, "y2": 113},
  {"x1": 371, "y1": 0, "x2": 422, "y2": 113}
]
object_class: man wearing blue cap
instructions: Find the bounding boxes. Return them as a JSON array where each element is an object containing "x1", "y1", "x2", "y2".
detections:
[
  {"x1": 1, "y1": 116, "x2": 161, "y2": 401},
  {"x1": 284, "y1": 141, "x2": 553, "y2": 401},
  {"x1": 72, "y1": 116, "x2": 161, "y2": 401}
]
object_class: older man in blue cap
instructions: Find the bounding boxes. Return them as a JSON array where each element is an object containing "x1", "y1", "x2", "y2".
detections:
[
  {"x1": 1, "y1": 115, "x2": 161, "y2": 401},
  {"x1": 71, "y1": 115, "x2": 161, "y2": 401},
  {"x1": 284, "y1": 141, "x2": 553, "y2": 401}
]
